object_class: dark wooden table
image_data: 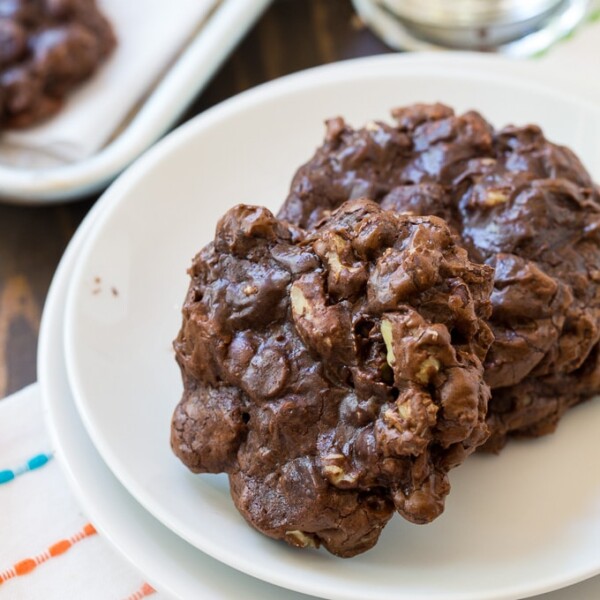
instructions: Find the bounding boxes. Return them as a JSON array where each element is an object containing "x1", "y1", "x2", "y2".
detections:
[{"x1": 0, "y1": 0, "x2": 391, "y2": 400}]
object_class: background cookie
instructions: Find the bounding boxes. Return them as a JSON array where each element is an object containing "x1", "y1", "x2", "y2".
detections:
[
  {"x1": 0, "y1": 0, "x2": 115, "y2": 128},
  {"x1": 279, "y1": 104, "x2": 600, "y2": 450}
]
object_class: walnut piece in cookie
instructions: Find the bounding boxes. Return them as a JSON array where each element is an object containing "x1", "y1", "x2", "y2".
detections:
[
  {"x1": 171, "y1": 199, "x2": 494, "y2": 557},
  {"x1": 278, "y1": 103, "x2": 600, "y2": 451},
  {"x1": 0, "y1": 0, "x2": 115, "y2": 129}
]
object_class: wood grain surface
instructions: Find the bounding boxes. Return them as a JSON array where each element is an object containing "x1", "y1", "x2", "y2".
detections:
[{"x1": 0, "y1": 0, "x2": 390, "y2": 399}]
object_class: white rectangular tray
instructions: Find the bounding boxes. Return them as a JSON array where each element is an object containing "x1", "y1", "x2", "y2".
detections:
[{"x1": 0, "y1": 0, "x2": 272, "y2": 205}]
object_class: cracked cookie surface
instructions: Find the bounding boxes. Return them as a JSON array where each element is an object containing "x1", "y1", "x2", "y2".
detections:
[
  {"x1": 278, "y1": 104, "x2": 600, "y2": 450},
  {"x1": 172, "y1": 199, "x2": 494, "y2": 556}
]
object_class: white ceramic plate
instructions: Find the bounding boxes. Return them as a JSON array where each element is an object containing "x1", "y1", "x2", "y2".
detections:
[
  {"x1": 63, "y1": 54, "x2": 600, "y2": 600},
  {"x1": 38, "y1": 178, "x2": 314, "y2": 600},
  {"x1": 36, "y1": 94, "x2": 600, "y2": 600}
]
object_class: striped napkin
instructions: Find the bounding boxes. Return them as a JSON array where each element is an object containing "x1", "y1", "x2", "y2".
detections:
[{"x1": 0, "y1": 385, "x2": 164, "y2": 600}]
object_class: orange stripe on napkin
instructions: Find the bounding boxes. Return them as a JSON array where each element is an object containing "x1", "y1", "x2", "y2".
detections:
[
  {"x1": 123, "y1": 581, "x2": 156, "y2": 599},
  {"x1": 0, "y1": 523, "x2": 97, "y2": 585}
]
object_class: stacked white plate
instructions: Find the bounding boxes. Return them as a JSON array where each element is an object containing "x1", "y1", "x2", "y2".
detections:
[{"x1": 38, "y1": 53, "x2": 600, "y2": 600}]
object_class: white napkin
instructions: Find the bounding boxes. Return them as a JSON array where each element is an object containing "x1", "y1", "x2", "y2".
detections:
[
  {"x1": 0, "y1": 0, "x2": 218, "y2": 168},
  {"x1": 1, "y1": 383, "x2": 599, "y2": 599}
]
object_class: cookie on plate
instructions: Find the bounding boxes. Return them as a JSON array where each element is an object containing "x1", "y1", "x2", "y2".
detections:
[
  {"x1": 279, "y1": 104, "x2": 600, "y2": 450},
  {"x1": 172, "y1": 199, "x2": 494, "y2": 556}
]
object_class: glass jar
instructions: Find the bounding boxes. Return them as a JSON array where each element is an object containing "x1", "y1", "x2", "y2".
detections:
[{"x1": 352, "y1": 0, "x2": 593, "y2": 55}]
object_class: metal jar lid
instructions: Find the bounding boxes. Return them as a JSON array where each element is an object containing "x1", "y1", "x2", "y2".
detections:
[{"x1": 353, "y1": 0, "x2": 593, "y2": 56}]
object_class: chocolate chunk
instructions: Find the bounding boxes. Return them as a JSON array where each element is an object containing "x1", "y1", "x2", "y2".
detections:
[
  {"x1": 278, "y1": 104, "x2": 600, "y2": 450},
  {"x1": 0, "y1": 0, "x2": 115, "y2": 129},
  {"x1": 172, "y1": 200, "x2": 494, "y2": 556}
]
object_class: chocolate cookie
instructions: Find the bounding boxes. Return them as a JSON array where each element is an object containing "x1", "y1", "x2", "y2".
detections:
[
  {"x1": 172, "y1": 199, "x2": 494, "y2": 557},
  {"x1": 0, "y1": 0, "x2": 115, "y2": 128},
  {"x1": 278, "y1": 104, "x2": 600, "y2": 450}
]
